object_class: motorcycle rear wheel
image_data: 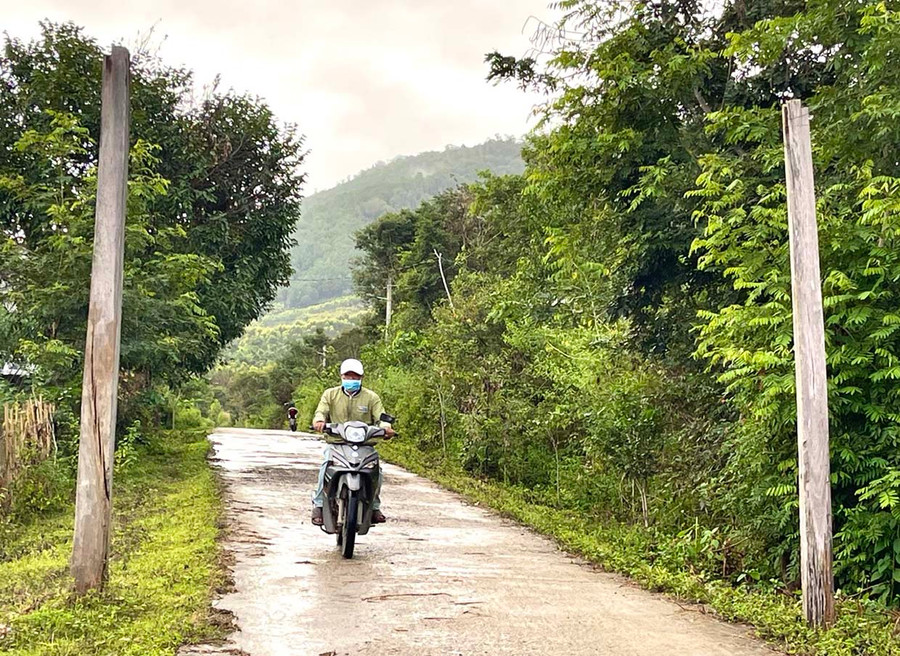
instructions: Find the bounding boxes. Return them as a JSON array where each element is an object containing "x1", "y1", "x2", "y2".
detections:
[{"x1": 341, "y1": 492, "x2": 358, "y2": 559}]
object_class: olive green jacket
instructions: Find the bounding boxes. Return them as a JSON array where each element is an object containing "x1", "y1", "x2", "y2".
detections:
[{"x1": 313, "y1": 386, "x2": 391, "y2": 444}]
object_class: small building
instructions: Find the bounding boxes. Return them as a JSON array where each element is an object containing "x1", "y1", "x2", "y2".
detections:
[{"x1": 1, "y1": 363, "x2": 28, "y2": 386}]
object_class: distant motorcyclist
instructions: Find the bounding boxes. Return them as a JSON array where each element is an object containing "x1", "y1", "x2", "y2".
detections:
[
  {"x1": 285, "y1": 401, "x2": 299, "y2": 431},
  {"x1": 311, "y1": 358, "x2": 394, "y2": 526}
]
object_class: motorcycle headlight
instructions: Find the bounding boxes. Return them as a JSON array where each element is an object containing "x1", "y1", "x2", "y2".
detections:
[{"x1": 344, "y1": 426, "x2": 367, "y2": 443}]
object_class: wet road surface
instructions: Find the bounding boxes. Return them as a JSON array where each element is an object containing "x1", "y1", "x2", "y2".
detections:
[{"x1": 183, "y1": 428, "x2": 776, "y2": 656}]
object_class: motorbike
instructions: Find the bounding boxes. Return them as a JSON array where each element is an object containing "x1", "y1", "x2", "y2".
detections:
[
  {"x1": 317, "y1": 413, "x2": 395, "y2": 559},
  {"x1": 287, "y1": 405, "x2": 298, "y2": 432}
]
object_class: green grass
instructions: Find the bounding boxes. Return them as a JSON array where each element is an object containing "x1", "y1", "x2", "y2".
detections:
[
  {"x1": 0, "y1": 430, "x2": 226, "y2": 655},
  {"x1": 380, "y1": 439, "x2": 900, "y2": 656}
]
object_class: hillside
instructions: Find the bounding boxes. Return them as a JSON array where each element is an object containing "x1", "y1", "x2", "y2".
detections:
[
  {"x1": 280, "y1": 137, "x2": 524, "y2": 308},
  {"x1": 221, "y1": 296, "x2": 365, "y2": 365}
]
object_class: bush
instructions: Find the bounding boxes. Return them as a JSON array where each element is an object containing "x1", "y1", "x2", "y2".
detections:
[
  {"x1": 2, "y1": 456, "x2": 74, "y2": 521},
  {"x1": 174, "y1": 402, "x2": 212, "y2": 431}
]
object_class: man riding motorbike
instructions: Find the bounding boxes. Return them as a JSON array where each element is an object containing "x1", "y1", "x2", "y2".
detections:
[
  {"x1": 285, "y1": 401, "x2": 299, "y2": 431},
  {"x1": 311, "y1": 358, "x2": 394, "y2": 526}
]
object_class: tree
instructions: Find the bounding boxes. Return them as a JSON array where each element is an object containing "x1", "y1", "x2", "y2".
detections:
[
  {"x1": 349, "y1": 0, "x2": 900, "y2": 601},
  {"x1": 0, "y1": 23, "x2": 306, "y2": 450},
  {"x1": 353, "y1": 209, "x2": 417, "y2": 318},
  {"x1": 0, "y1": 23, "x2": 305, "y2": 378},
  {"x1": 691, "y1": 0, "x2": 900, "y2": 600},
  {"x1": 0, "y1": 113, "x2": 218, "y2": 397}
]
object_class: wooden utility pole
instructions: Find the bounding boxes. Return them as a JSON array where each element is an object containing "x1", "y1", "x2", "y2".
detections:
[
  {"x1": 433, "y1": 249, "x2": 454, "y2": 309},
  {"x1": 71, "y1": 46, "x2": 130, "y2": 594},
  {"x1": 782, "y1": 99, "x2": 834, "y2": 627},
  {"x1": 384, "y1": 274, "x2": 393, "y2": 337}
]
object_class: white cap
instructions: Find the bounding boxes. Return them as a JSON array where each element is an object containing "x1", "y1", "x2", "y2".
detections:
[{"x1": 340, "y1": 358, "x2": 364, "y2": 375}]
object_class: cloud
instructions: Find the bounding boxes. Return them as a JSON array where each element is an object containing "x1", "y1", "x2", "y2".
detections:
[{"x1": 2, "y1": 0, "x2": 553, "y2": 190}]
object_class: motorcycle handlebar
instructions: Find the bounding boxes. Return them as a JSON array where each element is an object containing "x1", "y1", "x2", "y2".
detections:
[
  {"x1": 306, "y1": 423, "x2": 398, "y2": 438},
  {"x1": 307, "y1": 423, "x2": 338, "y2": 435}
]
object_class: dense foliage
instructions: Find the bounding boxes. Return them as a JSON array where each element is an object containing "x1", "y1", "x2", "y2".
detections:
[
  {"x1": 281, "y1": 138, "x2": 524, "y2": 308},
  {"x1": 0, "y1": 19, "x2": 303, "y2": 548},
  {"x1": 0, "y1": 23, "x2": 305, "y2": 440},
  {"x1": 338, "y1": 0, "x2": 900, "y2": 611}
]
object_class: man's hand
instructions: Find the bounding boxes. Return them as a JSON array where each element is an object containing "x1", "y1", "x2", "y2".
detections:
[
  {"x1": 313, "y1": 421, "x2": 326, "y2": 433},
  {"x1": 384, "y1": 427, "x2": 395, "y2": 439}
]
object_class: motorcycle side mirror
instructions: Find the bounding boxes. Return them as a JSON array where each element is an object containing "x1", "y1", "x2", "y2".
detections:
[{"x1": 380, "y1": 412, "x2": 396, "y2": 425}]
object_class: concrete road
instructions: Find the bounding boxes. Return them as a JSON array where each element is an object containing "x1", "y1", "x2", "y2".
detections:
[{"x1": 182, "y1": 428, "x2": 776, "y2": 656}]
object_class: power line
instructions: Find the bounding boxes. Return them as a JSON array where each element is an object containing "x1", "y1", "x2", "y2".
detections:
[{"x1": 289, "y1": 277, "x2": 353, "y2": 282}]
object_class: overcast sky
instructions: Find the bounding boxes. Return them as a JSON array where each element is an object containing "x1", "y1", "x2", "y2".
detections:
[{"x1": 2, "y1": 0, "x2": 553, "y2": 192}]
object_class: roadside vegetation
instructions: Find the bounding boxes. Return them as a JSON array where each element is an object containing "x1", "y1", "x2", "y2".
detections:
[
  {"x1": 0, "y1": 23, "x2": 304, "y2": 654},
  {"x1": 0, "y1": 426, "x2": 225, "y2": 656},
  {"x1": 379, "y1": 439, "x2": 900, "y2": 656}
]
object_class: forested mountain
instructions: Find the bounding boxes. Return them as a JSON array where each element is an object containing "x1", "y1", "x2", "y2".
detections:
[{"x1": 279, "y1": 138, "x2": 524, "y2": 308}]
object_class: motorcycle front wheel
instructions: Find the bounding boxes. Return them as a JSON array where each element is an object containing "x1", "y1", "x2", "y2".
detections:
[{"x1": 341, "y1": 491, "x2": 358, "y2": 559}]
